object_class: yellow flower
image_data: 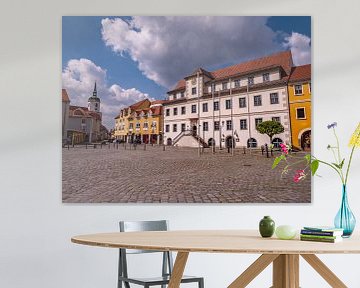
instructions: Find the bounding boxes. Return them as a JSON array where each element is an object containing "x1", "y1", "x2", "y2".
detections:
[{"x1": 349, "y1": 122, "x2": 360, "y2": 147}]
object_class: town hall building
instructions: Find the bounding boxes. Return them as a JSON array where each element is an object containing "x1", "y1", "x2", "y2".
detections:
[{"x1": 163, "y1": 51, "x2": 295, "y2": 149}]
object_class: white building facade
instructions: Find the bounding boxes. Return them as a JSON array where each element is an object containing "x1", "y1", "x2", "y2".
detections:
[{"x1": 163, "y1": 51, "x2": 293, "y2": 149}]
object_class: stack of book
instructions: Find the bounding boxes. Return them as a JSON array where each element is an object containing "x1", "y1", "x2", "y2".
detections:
[{"x1": 300, "y1": 226, "x2": 344, "y2": 243}]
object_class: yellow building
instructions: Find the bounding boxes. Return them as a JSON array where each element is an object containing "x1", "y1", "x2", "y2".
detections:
[
  {"x1": 114, "y1": 99, "x2": 165, "y2": 144},
  {"x1": 288, "y1": 64, "x2": 311, "y2": 150}
]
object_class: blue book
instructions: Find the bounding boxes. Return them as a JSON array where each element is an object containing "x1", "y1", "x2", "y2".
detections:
[{"x1": 302, "y1": 226, "x2": 343, "y2": 236}]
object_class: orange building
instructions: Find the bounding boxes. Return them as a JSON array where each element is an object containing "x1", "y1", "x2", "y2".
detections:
[
  {"x1": 114, "y1": 99, "x2": 165, "y2": 144},
  {"x1": 288, "y1": 64, "x2": 311, "y2": 150}
]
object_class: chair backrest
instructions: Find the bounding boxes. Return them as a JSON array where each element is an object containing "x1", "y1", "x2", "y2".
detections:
[
  {"x1": 118, "y1": 220, "x2": 173, "y2": 282},
  {"x1": 119, "y1": 220, "x2": 168, "y2": 254}
]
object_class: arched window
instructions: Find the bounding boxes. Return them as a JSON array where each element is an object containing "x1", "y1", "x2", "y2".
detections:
[
  {"x1": 247, "y1": 138, "x2": 258, "y2": 148},
  {"x1": 272, "y1": 138, "x2": 283, "y2": 148},
  {"x1": 208, "y1": 138, "x2": 215, "y2": 146}
]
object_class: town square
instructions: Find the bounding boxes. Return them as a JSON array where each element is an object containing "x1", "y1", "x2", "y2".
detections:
[
  {"x1": 62, "y1": 144, "x2": 311, "y2": 203},
  {"x1": 62, "y1": 16, "x2": 311, "y2": 203}
]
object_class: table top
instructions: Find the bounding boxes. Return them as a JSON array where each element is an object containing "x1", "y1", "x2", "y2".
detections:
[{"x1": 71, "y1": 230, "x2": 360, "y2": 254}]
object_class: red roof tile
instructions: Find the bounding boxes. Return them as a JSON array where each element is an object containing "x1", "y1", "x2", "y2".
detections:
[
  {"x1": 62, "y1": 89, "x2": 70, "y2": 102},
  {"x1": 169, "y1": 51, "x2": 293, "y2": 92},
  {"x1": 289, "y1": 64, "x2": 311, "y2": 83},
  {"x1": 129, "y1": 98, "x2": 150, "y2": 109}
]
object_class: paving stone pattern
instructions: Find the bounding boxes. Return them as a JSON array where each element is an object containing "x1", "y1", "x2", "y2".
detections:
[{"x1": 62, "y1": 144, "x2": 311, "y2": 203}]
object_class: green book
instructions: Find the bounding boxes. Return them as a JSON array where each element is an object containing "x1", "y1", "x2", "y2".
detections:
[
  {"x1": 300, "y1": 235, "x2": 342, "y2": 243},
  {"x1": 300, "y1": 234, "x2": 340, "y2": 240}
]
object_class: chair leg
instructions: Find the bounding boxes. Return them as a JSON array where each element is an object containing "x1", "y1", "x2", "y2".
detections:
[{"x1": 199, "y1": 278, "x2": 204, "y2": 288}]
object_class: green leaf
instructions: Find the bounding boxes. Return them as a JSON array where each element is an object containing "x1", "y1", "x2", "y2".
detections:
[
  {"x1": 311, "y1": 160, "x2": 320, "y2": 176},
  {"x1": 339, "y1": 159, "x2": 345, "y2": 169},
  {"x1": 332, "y1": 162, "x2": 341, "y2": 169},
  {"x1": 304, "y1": 154, "x2": 311, "y2": 164},
  {"x1": 272, "y1": 155, "x2": 284, "y2": 169}
]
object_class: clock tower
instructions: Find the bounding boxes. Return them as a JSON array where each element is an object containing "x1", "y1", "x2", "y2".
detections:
[{"x1": 88, "y1": 82, "x2": 101, "y2": 113}]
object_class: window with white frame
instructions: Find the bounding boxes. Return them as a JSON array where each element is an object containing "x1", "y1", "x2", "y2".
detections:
[
  {"x1": 214, "y1": 121, "x2": 220, "y2": 131},
  {"x1": 191, "y1": 104, "x2": 197, "y2": 113},
  {"x1": 203, "y1": 122, "x2": 208, "y2": 131},
  {"x1": 136, "y1": 122, "x2": 140, "y2": 129},
  {"x1": 173, "y1": 124, "x2": 177, "y2": 132},
  {"x1": 181, "y1": 91, "x2": 185, "y2": 98},
  {"x1": 181, "y1": 123, "x2": 186, "y2": 132},
  {"x1": 165, "y1": 124, "x2": 169, "y2": 132},
  {"x1": 143, "y1": 122, "x2": 149, "y2": 129},
  {"x1": 173, "y1": 107, "x2": 178, "y2": 116},
  {"x1": 240, "y1": 119, "x2": 247, "y2": 130},
  {"x1": 239, "y1": 97, "x2": 246, "y2": 108},
  {"x1": 222, "y1": 82, "x2": 228, "y2": 90},
  {"x1": 166, "y1": 109, "x2": 170, "y2": 116},
  {"x1": 192, "y1": 87, "x2": 197, "y2": 95},
  {"x1": 214, "y1": 101, "x2": 219, "y2": 111},
  {"x1": 202, "y1": 102, "x2": 208, "y2": 112},
  {"x1": 272, "y1": 117, "x2": 280, "y2": 123},
  {"x1": 263, "y1": 73, "x2": 270, "y2": 82},
  {"x1": 225, "y1": 99, "x2": 232, "y2": 109},
  {"x1": 255, "y1": 118, "x2": 263, "y2": 127},
  {"x1": 294, "y1": 84, "x2": 303, "y2": 95},
  {"x1": 270, "y1": 93, "x2": 279, "y2": 104},
  {"x1": 296, "y1": 108, "x2": 306, "y2": 119},
  {"x1": 254, "y1": 95, "x2": 262, "y2": 106},
  {"x1": 181, "y1": 106, "x2": 186, "y2": 115},
  {"x1": 248, "y1": 76, "x2": 254, "y2": 86},
  {"x1": 226, "y1": 120, "x2": 232, "y2": 130},
  {"x1": 234, "y1": 79, "x2": 240, "y2": 88}
]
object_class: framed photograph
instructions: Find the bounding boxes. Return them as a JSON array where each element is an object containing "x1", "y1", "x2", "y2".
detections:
[{"x1": 62, "y1": 16, "x2": 311, "y2": 203}]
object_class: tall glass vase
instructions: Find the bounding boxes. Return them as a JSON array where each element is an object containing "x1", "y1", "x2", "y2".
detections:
[{"x1": 334, "y1": 185, "x2": 356, "y2": 237}]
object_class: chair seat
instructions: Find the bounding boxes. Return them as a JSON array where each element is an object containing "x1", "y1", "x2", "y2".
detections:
[{"x1": 119, "y1": 275, "x2": 203, "y2": 286}]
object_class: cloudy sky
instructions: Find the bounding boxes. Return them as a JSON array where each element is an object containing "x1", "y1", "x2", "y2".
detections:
[{"x1": 62, "y1": 16, "x2": 311, "y2": 129}]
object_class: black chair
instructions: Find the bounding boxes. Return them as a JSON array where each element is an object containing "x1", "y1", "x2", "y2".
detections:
[{"x1": 118, "y1": 220, "x2": 204, "y2": 288}]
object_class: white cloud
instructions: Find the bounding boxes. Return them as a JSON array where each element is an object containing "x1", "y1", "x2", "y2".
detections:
[
  {"x1": 283, "y1": 32, "x2": 311, "y2": 66},
  {"x1": 101, "y1": 16, "x2": 282, "y2": 88},
  {"x1": 62, "y1": 58, "x2": 151, "y2": 128}
]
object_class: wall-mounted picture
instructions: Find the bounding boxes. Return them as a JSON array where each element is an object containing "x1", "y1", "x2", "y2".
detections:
[{"x1": 62, "y1": 16, "x2": 311, "y2": 203}]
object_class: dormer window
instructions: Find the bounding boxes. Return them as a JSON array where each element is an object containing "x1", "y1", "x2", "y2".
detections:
[
  {"x1": 192, "y1": 87, "x2": 197, "y2": 95},
  {"x1": 263, "y1": 73, "x2": 270, "y2": 82},
  {"x1": 181, "y1": 91, "x2": 185, "y2": 98},
  {"x1": 222, "y1": 82, "x2": 228, "y2": 90},
  {"x1": 248, "y1": 76, "x2": 254, "y2": 86},
  {"x1": 234, "y1": 79, "x2": 240, "y2": 88}
]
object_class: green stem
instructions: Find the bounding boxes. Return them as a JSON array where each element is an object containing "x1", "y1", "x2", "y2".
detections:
[
  {"x1": 314, "y1": 158, "x2": 344, "y2": 183},
  {"x1": 344, "y1": 145, "x2": 356, "y2": 185},
  {"x1": 333, "y1": 128, "x2": 342, "y2": 164}
]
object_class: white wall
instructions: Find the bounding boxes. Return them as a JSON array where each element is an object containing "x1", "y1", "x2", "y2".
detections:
[{"x1": 1, "y1": 1, "x2": 360, "y2": 288}]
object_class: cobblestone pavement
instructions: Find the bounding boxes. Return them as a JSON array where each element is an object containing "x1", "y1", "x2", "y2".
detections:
[{"x1": 62, "y1": 144, "x2": 311, "y2": 203}]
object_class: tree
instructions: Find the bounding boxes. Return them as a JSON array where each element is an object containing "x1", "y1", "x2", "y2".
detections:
[{"x1": 256, "y1": 121, "x2": 284, "y2": 143}]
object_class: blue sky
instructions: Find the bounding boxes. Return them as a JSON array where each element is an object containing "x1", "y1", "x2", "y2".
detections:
[{"x1": 62, "y1": 16, "x2": 311, "y2": 128}]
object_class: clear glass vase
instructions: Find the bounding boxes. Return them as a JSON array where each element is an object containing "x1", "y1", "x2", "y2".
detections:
[{"x1": 334, "y1": 185, "x2": 356, "y2": 237}]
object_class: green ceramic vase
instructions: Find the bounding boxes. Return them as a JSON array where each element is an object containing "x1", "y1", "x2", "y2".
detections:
[{"x1": 259, "y1": 216, "x2": 275, "y2": 237}]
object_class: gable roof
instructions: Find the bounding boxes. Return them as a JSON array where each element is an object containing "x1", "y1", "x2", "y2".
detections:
[
  {"x1": 62, "y1": 89, "x2": 70, "y2": 102},
  {"x1": 129, "y1": 98, "x2": 150, "y2": 109},
  {"x1": 289, "y1": 64, "x2": 311, "y2": 83},
  {"x1": 169, "y1": 50, "x2": 293, "y2": 92}
]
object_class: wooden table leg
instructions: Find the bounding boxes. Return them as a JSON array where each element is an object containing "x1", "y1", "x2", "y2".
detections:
[
  {"x1": 301, "y1": 254, "x2": 347, "y2": 288},
  {"x1": 228, "y1": 254, "x2": 279, "y2": 288},
  {"x1": 168, "y1": 252, "x2": 189, "y2": 288},
  {"x1": 272, "y1": 254, "x2": 299, "y2": 288}
]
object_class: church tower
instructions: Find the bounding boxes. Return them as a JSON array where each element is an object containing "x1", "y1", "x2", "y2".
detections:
[{"x1": 88, "y1": 82, "x2": 101, "y2": 112}]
